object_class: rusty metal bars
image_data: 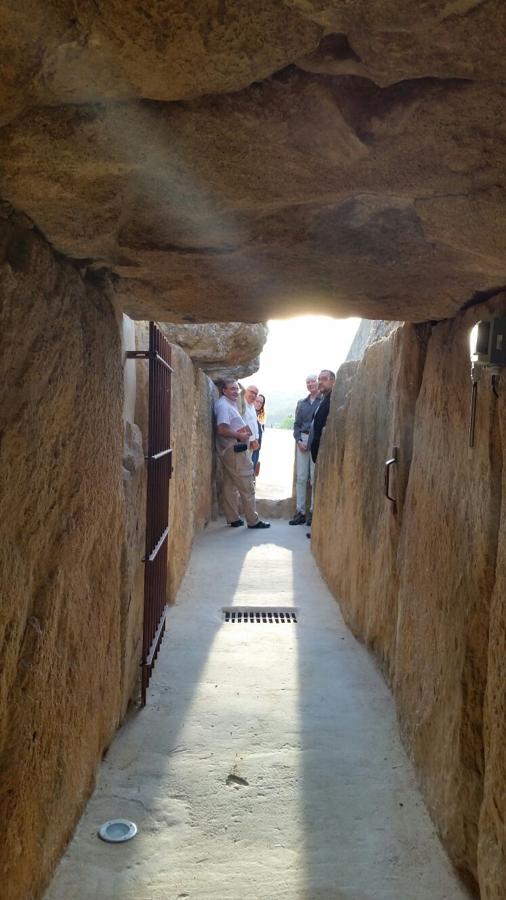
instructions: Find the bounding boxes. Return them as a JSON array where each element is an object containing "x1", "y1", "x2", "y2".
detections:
[
  {"x1": 141, "y1": 322, "x2": 173, "y2": 705},
  {"x1": 127, "y1": 323, "x2": 173, "y2": 706}
]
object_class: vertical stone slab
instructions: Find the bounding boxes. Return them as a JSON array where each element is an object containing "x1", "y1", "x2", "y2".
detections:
[
  {"x1": 478, "y1": 383, "x2": 506, "y2": 900},
  {"x1": 192, "y1": 367, "x2": 215, "y2": 531},
  {"x1": 0, "y1": 220, "x2": 125, "y2": 900},
  {"x1": 313, "y1": 324, "x2": 428, "y2": 680},
  {"x1": 395, "y1": 311, "x2": 503, "y2": 886},
  {"x1": 314, "y1": 305, "x2": 506, "y2": 892},
  {"x1": 167, "y1": 344, "x2": 199, "y2": 598}
]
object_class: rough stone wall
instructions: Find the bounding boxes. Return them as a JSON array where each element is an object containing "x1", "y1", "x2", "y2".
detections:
[
  {"x1": 160, "y1": 322, "x2": 267, "y2": 381},
  {"x1": 0, "y1": 222, "x2": 217, "y2": 900},
  {"x1": 0, "y1": 218, "x2": 125, "y2": 900},
  {"x1": 346, "y1": 319, "x2": 403, "y2": 362},
  {"x1": 312, "y1": 301, "x2": 506, "y2": 897},
  {"x1": 191, "y1": 368, "x2": 216, "y2": 533},
  {"x1": 479, "y1": 416, "x2": 506, "y2": 898},
  {"x1": 314, "y1": 325, "x2": 429, "y2": 677}
]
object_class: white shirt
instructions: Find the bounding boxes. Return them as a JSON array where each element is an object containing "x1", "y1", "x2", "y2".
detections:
[
  {"x1": 214, "y1": 396, "x2": 248, "y2": 456},
  {"x1": 243, "y1": 402, "x2": 259, "y2": 443}
]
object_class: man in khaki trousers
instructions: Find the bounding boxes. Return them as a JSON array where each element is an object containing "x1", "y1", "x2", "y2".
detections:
[{"x1": 215, "y1": 380, "x2": 270, "y2": 530}]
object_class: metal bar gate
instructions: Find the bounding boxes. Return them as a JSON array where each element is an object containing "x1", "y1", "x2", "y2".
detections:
[{"x1": 127, "y1": 322, "x2": 173, "y2": 705}]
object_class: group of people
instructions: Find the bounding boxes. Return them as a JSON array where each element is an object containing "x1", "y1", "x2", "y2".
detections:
[{"x1": 214, "y1": 369, "x2": 335, "y2": 533}]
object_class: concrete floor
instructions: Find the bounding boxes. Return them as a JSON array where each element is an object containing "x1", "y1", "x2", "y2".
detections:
[
  {"x1": 255, "y1": 428, "x2": 294, "y2": 500},
  {"x1": 46, "y1": 521, "x2": 470, "y2": 900}
]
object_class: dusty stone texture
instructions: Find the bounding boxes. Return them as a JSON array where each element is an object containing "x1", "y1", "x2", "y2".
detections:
[
  {"x1": 0, "y1": 218, "x2": 126, "y2": 900},
  {"x1": 256, "y1": 497, "x2": 294, "y2": 520},
  {"x1": 191, "y1": 368, "x2": 216, "y2": 533},
  {"x1": 134, "y1": 324, "x2": 215, "y2": 601},
  {"x1": 346, "y1": 319, "x2": 403, "y2": 362},
  {"x1": 1, "y1": 69, "x2": 506, "y2": 323},
  {"x1": 394, "y1": 308, "x2": 504, "y2": 891},
  {"x1": 3, "y1": 1, "x2": 506, "y2": 122},
  {"x1": 312, "y1": 302, "x2": 506, "y2": 896},
  {"x1": 313, "y1": 325, "x2": 428, "y2": 678},
  {"x1": 478, "y1": 408, "x2": 506, "y2": 899},
  {"x1": 0, "y1": 219, "x2": 218, "y2": 899},
  {"x1": 160, "y1": 322, "x2": 267, "y2": 380}
]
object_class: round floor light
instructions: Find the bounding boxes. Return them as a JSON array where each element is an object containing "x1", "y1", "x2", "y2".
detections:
[{"x1": 98, "y1": 819, "x2": 138, "y2": 843}]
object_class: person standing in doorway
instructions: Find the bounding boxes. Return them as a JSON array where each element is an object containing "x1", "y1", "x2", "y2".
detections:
[
  {"x1": 309, "y1": 369, "x2": 335, "y2": 464},
  {"x1": 239, "y1": 383, "x2": 261, "y2": 461},
  {"x1": 289, "y1": 374, "x2": 320, "y2": 526},
  {"x1": 214, "y1": 380, "x2": 270, "y2": 530},
  {"x1": 306, "y1": 368, "x2": 336, "y2": 538},
  {"x1": 252, "y1": 393, "x2": 265, "y2": 477}
]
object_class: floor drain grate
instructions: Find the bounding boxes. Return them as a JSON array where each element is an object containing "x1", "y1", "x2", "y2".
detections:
[{"x1": 223, "y1": 608, "x2": 298, "y2": 624}]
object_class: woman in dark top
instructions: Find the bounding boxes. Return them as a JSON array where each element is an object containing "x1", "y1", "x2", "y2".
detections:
[{"x1": 252, "y1": 393, "x2": 265, "y2": 475}]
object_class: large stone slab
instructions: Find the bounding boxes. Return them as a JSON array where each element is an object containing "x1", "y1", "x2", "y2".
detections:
[
  {"x1": 3, "y1": 1, "x2": 506, "y2": 121},
  {"x1": 0, "y1": 44, "x2": 506, "y2": 322},
  {"x1": 0, "y1": 216, "x2": 125, "y2": 900},
  {"x1": 160, "y1": 322, "x2": 267, "y2": 379},
  {"x1": 312, "y1": 302, "x2": 506, "y2": 896},
  {"x1": 0, "y1": 222, "x2": 218, "y2": 900},
  {"x1": 313, "y1": 324, "x2": 428, "y2": 678}
]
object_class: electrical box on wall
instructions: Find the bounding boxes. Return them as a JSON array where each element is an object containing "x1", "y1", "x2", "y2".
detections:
[{"x1": 470, "y1": 318, "x2": 506, "y2": 367}]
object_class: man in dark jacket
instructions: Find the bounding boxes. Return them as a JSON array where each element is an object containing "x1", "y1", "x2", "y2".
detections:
[
  {"x1": 306, "y1": 369, "x2": 335, "y2": 537},
  {"x1": 289, "y1": 374, "x2": 319, "y2": 525},
  {"x1": 309, "y1": 369, "x2": 335, "y2": 463}
]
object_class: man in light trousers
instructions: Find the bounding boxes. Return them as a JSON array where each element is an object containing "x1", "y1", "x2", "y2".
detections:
[
  {"x1": 240, "y1": 383, "x2": 260, "y2": 462},
  {"x1": 215, "y1": 379, "x2": 270, "y2": 530},
  {"x1": 289, "y1": 374, "x2": 319, "y2": 526}
]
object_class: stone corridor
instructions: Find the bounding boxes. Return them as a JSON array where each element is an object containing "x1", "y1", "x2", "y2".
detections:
[{"x1": 46, "y1": 521, "x2": 470, "y2": 900}]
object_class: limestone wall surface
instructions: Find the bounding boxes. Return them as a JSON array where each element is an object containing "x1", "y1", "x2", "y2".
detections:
[
  {"x1": 0, "y1": 217, "x2": 125, "y2": 900},
  {"x1": 312, "y1": 303, "x2": 506, "y2": 897},
  {"x1": 0, "y1": 222, "x2": 217, "y2": 900}
]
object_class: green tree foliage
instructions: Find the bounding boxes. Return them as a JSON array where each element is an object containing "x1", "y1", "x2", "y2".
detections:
[{"x1": 279, "y1": 413, "x2": 295, "y2": 430}]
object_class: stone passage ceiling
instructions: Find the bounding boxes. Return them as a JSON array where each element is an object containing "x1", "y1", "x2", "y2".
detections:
[{"x1": 1, "y1": 1, "x2": 506, "y2": 323}]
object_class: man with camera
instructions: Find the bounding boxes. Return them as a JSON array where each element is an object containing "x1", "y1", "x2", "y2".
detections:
[{"x1": 215, "y1": 379, "x2": 270, "y2": 529}]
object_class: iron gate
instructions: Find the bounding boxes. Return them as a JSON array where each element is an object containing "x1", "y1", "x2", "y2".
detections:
[{"x1": 127, "y1": 322, "x2": 173, "y2": 705}]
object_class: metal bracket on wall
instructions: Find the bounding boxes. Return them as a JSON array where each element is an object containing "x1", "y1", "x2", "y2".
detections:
[{"x1": 384, "y1": 446, "x2": 398, "y2": 511}]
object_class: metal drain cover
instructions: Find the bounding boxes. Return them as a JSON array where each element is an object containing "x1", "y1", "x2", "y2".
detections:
[{"x1": 223, "y1": 607, "x2": 298, "y2": 624}]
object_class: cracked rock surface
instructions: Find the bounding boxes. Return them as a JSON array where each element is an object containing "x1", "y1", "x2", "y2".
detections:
[
  {"x1": 159, "y1": 322, "x2": 267, "y2": 380},
  {"x1": 1, "y1": 2, "x2": 506, "y2": 322}
]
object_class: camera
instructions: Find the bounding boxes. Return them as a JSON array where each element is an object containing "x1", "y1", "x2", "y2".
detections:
[{"x1": 233, "y1": 442, "x2": 248, "y2": 453}]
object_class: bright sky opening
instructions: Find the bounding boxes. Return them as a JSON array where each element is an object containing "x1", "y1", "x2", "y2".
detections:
[{"x1": 250, "y1": 316, "x2": 361, "y2": 426}]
